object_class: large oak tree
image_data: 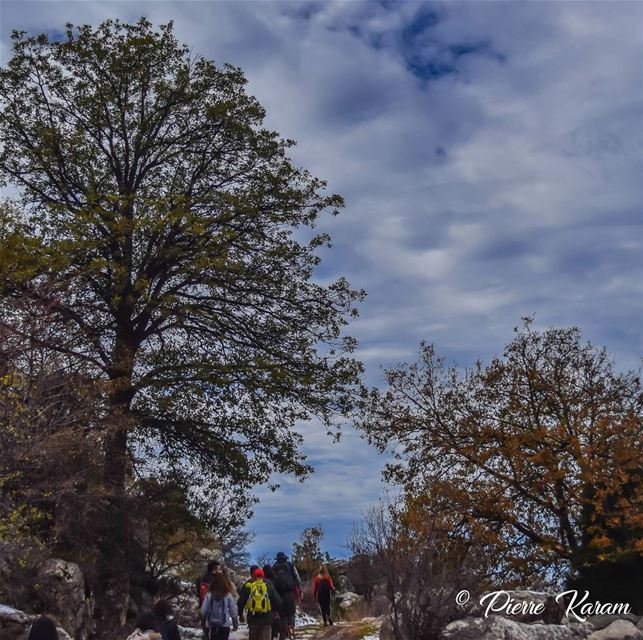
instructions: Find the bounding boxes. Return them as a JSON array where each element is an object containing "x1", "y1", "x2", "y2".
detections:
[{"x1": 0, "y1": 18, "x2": 363, "y2": 623}]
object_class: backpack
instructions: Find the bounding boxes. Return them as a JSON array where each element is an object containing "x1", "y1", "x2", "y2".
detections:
[
  {"x1": 199, "y1": 580, "x2": 210, "y2": 605},
  {"x1": 206, "y1": 594, "x2": 227, "y2": 629},
  {"x1": 273, "y1": 562, "x2": 295, "y2": 593},
  {"x1": 247, "y1": 579, "x2": 271, "y2": 614},
  {"x1": 317, "y1": 578, "x2": 332, "y2": 597}
]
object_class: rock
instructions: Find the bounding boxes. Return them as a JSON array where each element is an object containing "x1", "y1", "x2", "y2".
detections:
[
  {"x1": 588, "y1": 620, "x2": 643, "y2": 640},
  {"x1": 39, "y1": 558, "x2": 93, "y2": 640},
  {"x1": 379, "y1": 615, "x2": 395, "y2": 640},
  {"x1": 441, "y1": 617, "x2": 594, "y2": 640},
  {"x1": 336, "y1": 592, "x2": 364, "y2": 609},
  {"x1": 0, "y1": 604, "x2": 32, "y2": 640},
  {"x1": 0, "y1": 604, "x2": 72, "y2": 640},
  {"x1": 334, "y1": 591, "x2": 367, "y2": 621},
  {"x1": 171, "y1": 588, "x2": 201, "y2": 629},
  {"x1": 0, "y1": 542, "x2": 42, "y2": 609},
  {"x1": 588, "y1": 615, "x2": 640, "y2": 631},
  {"x1": 178, "y1": 627, "x2": 206, "y2": 640}
]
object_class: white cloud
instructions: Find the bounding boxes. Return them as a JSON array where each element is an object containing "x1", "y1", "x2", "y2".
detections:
[{"x1": 2, "y1": 0, "x2": 641, "y2": 554}]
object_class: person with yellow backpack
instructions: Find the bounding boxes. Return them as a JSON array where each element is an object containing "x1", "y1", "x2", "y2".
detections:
[{"x1": 238, "y1": 567, "x2": 283, "y2": 640}]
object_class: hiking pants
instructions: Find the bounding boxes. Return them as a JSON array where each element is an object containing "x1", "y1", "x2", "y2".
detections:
[
  {"x1": 318, "y1": 593, "x2": 332, "y2": 624},
  {"x1": 278, "y1": 592, "x2": 296, "y2": 640},
  {"x1": 209, "y1": 628, "x2": 231, "y2": 640},
  {"x1": 249, "y1": 624, "x2": 271, "y2": 640}
]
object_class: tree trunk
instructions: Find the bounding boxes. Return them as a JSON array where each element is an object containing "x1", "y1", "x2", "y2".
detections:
[{"x1": 98, "y1": 335, "x2": 137, "y2": 633}]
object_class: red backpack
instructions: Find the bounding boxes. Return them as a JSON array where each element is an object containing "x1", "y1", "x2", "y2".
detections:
[{"x1": 199, "y1": 580, "x2": 210, "y2": 604}]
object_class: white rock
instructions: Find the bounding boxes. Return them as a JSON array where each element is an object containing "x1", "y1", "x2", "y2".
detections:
[
  {"x1": 0, "y1": 604, "x2": 72, "y2": 640},
  {"x1": 588, "y1": 620, "x2": 643, "y2": 640},
  {"x1": 441, "y1": 616, "x2": 593, "y2": 640},
  {"x1": 41, "y1": 558, "x2": 93, "y2": 640},
  {"x1": 336, "y1": 592, "x2": 364, "y2": 609}
]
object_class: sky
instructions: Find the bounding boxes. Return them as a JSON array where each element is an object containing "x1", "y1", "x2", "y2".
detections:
[{"x1": 1, "y1": 0, "x2": 642, "y2": 561}]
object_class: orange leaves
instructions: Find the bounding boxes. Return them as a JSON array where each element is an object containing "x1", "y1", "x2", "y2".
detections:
[{"x1": 358, "y1": 320, "x2": 643, "y2": 584}]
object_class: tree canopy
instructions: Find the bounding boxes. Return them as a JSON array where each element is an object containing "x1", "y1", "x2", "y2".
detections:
[
  {"x1": 0, "y1": 17, "x2": 363, "y2": 628},
  {"x1": 0, "y1": 16, "x2": 363, "y2": 493},
  {"x1": 357, "y1": 320, "x2": 642, "y2": 599}
]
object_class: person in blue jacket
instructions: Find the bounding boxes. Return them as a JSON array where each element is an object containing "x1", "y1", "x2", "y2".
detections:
[{"x1": 201, "y1": 573, "x2": 239, "y2": 640}]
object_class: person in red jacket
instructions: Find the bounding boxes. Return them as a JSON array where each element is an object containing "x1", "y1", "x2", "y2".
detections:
[{"x1": 312, "y1": 565, "x2": 336, "y2": 626}]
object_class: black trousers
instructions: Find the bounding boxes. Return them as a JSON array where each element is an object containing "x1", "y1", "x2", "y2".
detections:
[
  {"x1": 318, "y1": 594, "x2": 332, "y2": 623},
  {"x1": 208, "y1": 626, "x2": 231, "y2": 640},
  {"x1": 279, "y1": 592, "x2": 296, "y2": 640}
]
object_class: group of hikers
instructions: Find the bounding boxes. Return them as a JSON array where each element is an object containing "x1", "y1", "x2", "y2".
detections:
[
  {"x1": 25, "y1": 553, "x2": 337, "y2": 640},
  {"x1": 195, "y1": 552, "x2": 337, "y2": 640}
]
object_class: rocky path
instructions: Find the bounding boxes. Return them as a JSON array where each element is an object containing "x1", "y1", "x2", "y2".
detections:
[
  {"x1": 295, "y1": 618, "x2": 381, "y2": 640},
  {"x1": 180, "y1": 618, "x2": 382, "y2": 640}
]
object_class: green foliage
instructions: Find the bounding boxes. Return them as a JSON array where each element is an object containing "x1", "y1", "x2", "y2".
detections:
[
  {"x1": 0, "y1": 18, "x2": 363, "y2": 628},
  {"x1": 0, "y1": 15, "x2": 364, "y2": 500},
  {"x1": 292, "y1": 524, "x2": 331, "y2": 580},
  {"x1": 0, "y1": 17, "x2": 363, "y2": 496}
]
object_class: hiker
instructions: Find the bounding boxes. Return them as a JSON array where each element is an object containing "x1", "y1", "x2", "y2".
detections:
[
  {"x1": 200, "y1": 573, "x2": 239, "y2": 640},
  {"x1": 313, "y1": 565, "x2": 336, "y2": 626},
  {"x1": 196, "y1": 560, "x2": 223, "y2": 605},
  {"x1": 272, "y1": 552, "x2": 300, "y2": 640},
  {"x1": 263, "y1": 565, "x2": 281, "y2": 640},
  {"x1": 238, "y1": 567, "x2": 283, "y2": 640},
  {"x1": 27, "y1": 616, "x2": 59, "y2": 640},
  {"x1": 240, "y1": 565, "x2": 260, "y2": 594},
  {"x1": 126, "y1": 612, "x2": 162, "y2": 640},
  {"x1": 153, "y1": 600, "x2": 182, "y2": 640}
]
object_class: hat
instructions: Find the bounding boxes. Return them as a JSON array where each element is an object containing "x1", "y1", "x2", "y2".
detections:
[
  {"x1": 252, "y1": 568, "x2": 265, "y2": 578},
  {"x1": 275, "y1": 552, "x2": 287, "y2": 560}
]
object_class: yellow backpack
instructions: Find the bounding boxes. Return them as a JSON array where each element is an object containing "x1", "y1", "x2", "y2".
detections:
[{"x1": 247, "y1": 579, "x2": 271, "y2": 614}]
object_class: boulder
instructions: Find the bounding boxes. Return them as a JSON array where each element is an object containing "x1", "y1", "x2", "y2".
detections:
[
  {"x1": 335, "y1": 591, "x2": 364, "y2": 609},
  {"x1": 379, "y1": 615, "x2": 395, "y2": 640},
  {"x1": 588, "y1": 620, "x2": 643, "y2": 640},
  {"x1": 0, "y1": 604, "x2": 32, "y2": 640},
  {"x1": 171, "y1": 587, "x2": 201, "y2": 629},
  {"x1": 588, "y1": 615, "x2": 640, "y2": 631},
  {"x1": 334, "y1": 591, "x2": 367, "y2": 621},
  {"x1": 39, "y1": 558, "x2": 93, "y2": 640},
  {"x1": 178, "y1": 627, "x2": 205, "y2": 640},
  {"x1": 441, "y1": 617, "x2": 594, "y2": 640},
  {"x1": 0, "y1": 604, "x2": 72, "y2": 640}
]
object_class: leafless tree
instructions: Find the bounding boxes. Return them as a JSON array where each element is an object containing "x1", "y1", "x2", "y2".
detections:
[{"x1": 348, "y1": 499, "x2": 487, "y2": 640}]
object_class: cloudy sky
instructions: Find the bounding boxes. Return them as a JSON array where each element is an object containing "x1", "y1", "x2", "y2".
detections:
[{"x1": 1, "y1": 0, "x2": 641, "y2": 560}]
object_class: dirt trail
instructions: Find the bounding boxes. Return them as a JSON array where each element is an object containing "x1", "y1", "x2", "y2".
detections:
[{"x1": 296, "y1": 619, "x2": 381, "y2": 640}]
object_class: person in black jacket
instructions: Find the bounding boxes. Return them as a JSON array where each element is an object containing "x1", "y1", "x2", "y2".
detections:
[
  {"x1": 196, "y1": 560, "x2": 222, "y2": 605},
  {"x1": 238, "y1": 568, "x2": 283, "y2": 640},
  {"x1": 153, "y1": 600, "x2": 181, "y2": 640},
  {"x1": 272, "y1": 553, "x2": 300, "y2": 640}
]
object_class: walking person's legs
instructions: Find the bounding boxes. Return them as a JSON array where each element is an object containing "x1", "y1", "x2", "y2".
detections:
[
  {"x1": 271, "y1": 613, "x2": 280, "y2": 640},
  {"x1": 213, "y1": 627, "x2": 232, "y2": 640},
  {"x1": 319, "y1": 594, "x2": 332, "y2": 626},
  {"x1": 318, "y1": 598, "x2": 327, "y2": 626},
  {"x1": 279, "y1": 593, "x2": 296, "y2": 640},
  {"x1": 250, "y1": 624, "x2": 273, "y2": 640},
  {"x1": 249, "y1": 625, "x2": 261, "y2": 640}
]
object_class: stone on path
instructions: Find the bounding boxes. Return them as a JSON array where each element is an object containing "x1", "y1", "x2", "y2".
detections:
[{"x1": 588, "y1": 620, "x2": 643, "y2": 640}]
